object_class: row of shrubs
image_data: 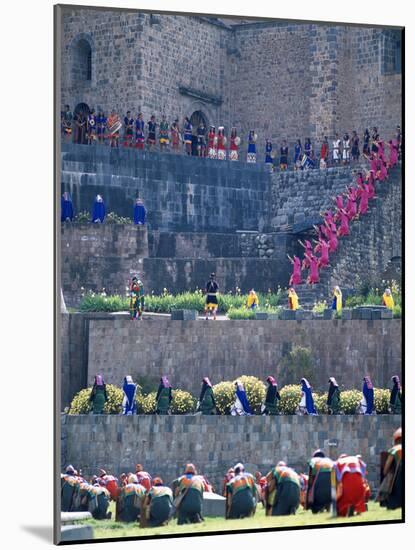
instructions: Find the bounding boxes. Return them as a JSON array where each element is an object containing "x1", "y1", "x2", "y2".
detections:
[
  {"x1": 79, "y1": 289, "x2": 284, "y2": 314},
  {"x1": 68, "y1": 375, "x2": 391, "y2": 416}
]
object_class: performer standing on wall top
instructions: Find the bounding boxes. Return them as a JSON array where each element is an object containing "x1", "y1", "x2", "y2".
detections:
[
  {"x1": 170, "y1": 119, "x2": 181, "y2": 153},
  {"x1": 280, "y1": 140, "x2": 288, "y2": 170},
  {"x1": 207, "y1": 125, "x2": 217, "y2": 159},
  {"x1": 61, "y1": 105, "x2": 73, "y2": 141},
  {"x1": 147, "y1": 115, "x2": 157, "y2": 151},
  {"x1": 123, "y1": 111, "x2": 134, "y2": 147},
  {"x1": 97, "y1": 110, "x2": 107, "y2": 144},
  {"x1": 204, "y1": 272, "x2": 219, "y2": 320},
  {"x1": 196, "y1": 120, "x2": 207, "y2": 157},
  {"x1": 229, "y1": 127, "x2": 240, "y2": 161},
  {"x1": 92, "y1": 194, "x2": 106, "y2": 223},
  {"x1": 183, "y1": 117, "x2": 193, "y2": 155},
  {"x1": 265, "y1": 139, "x2": 273, "y2": 166},
  {"x1": 217, "y1": 127, "x2": 227, "y2": 160},
  {"x1": 320, "y1": 136, "x2": 329, "y2": 168},
  {"x1": 159, "y1": 114, "x2": 170, "y2": 150},
  {"x1": 129, "y1": 276, "x2": 145, "y2": 320},
  {"x1": 247, "y1": 130, "x2": 257, "y2": 163},
  {"x1": 61, "y1": 191, "x2": 74, "y2": 222},
  {"x1": 332, "y1": 133, "x2": 341, "y2": 164},
  {"x1": 135, "y1": 113, "x2": 145, "y2": 150},
  {"x1": 294, "y1": 139, "x2": 302, "y2": 170},
  {"x1": 133, "y1": 198, "x2": 146, "y2": 225}
]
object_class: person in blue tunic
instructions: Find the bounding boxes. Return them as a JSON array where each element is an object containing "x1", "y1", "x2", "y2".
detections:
[
  {"x1": 294, "y1": 139, "x2": 302, "y2": 170},
  {"x1": 247, "y1": 130, "x2": 257, "y2": 163},
  {"x1": 92, "y1": 194, "x2": 105, "y2": 223},
  {"x1": 265, "y1": 139, "x2": 273, "y2": 166},
  {"x1": 122, "y1": 375, "x2": 137, "y2": 415},
  {"x1": 61, "y1": 191, "x2": 74, "y2": 222},
  {"x1": 358, "y1": 376, "x2": 375, "y2": 415},
  {"x1": 298, "y1": 378, "x2": 317, "y2": 415},
  {"x1": 183, "y1": 117, "x2": 193, "y2": 156},
  {"x1": 133, "y1": 198, "x2": 146, "y2": 225},
  {"x1": 231, "y1": 380, "x2": 253, "y2": 416}
]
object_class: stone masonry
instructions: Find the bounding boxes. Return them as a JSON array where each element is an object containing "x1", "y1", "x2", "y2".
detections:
[
  {"x1": 61, "y1": 414, "x2": 401, "y2": 492},
  {"x1": 59, "y1": 8, "x2": 402, "y2": 153}
]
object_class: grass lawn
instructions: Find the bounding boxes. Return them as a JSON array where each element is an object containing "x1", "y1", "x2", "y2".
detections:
[{"x1": 76, "y1": 501, "x2": 402, "y2": 540}]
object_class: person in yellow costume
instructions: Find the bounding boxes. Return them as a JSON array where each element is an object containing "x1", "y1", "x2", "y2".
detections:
[
  {"x1": 331, "y1": 286, "x2": 342, "y2": 313},
  {"x1": 246, "y1": 289, "x2": 259, "y2": 310},
  {"x1": 288, "y1": 288, "x2": 299, "y2": 311},
  {"x1": 382, "y1": 288, "x2": 395, "y2": 310}
]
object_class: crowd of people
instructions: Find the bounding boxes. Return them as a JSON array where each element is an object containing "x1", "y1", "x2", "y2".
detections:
[
  {"x1": 61, "y1": 105, "x2": 402, "y2": 171},
  {"x1": 61, "y1": 426, "x2": 402, "y2": 525},
  {"x1": 288, "y1": 131, "x2": 400, "y2": 286},
  {"x1": 88, "y1": 373, "x2": 402, "y2": 417}
]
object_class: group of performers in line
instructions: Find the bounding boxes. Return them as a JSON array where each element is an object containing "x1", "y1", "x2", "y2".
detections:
[
  {"x1": 61, "y1": 105, "x2": 402, "y2": 170},
  {"x1": 288, "y1": 131, "x2": 400, "y2": 286},
  {"x1": 61, "y1": 426, "x2": 402, "y2": 524},
  {"x1": 88, "y1": 373, "x2": 402, "y2": 417},
  {"x1": 61, "y1": 193, "x2": 146, "y2": 225}
]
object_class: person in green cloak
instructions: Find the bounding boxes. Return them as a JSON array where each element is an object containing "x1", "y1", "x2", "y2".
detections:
[
  {"x1": 198, "y1": 377, "x2": 216, "y2": 415},
  {"x1": 89, "y1": 374, "x2": 108, "y2": 414},
  {"x1": 327, "y1": 377, "x2": 341, "y2": 414},
  {"x1": 156, "y1": 376, "x2": 172, "y2": 415}
]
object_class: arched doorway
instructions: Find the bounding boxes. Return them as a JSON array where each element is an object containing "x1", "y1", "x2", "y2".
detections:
[
  {"x1": 73, "y1": 102, "x2": 90, "y2": 144},
  {"x1": 189, "y1": 111, "x2": 209, "y2": 156}
]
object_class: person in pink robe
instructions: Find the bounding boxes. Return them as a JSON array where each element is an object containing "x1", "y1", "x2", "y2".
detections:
[
  {"x1": 378, "y1": 160, "x2": 388, "y2": 182},
  {"x1": 314, "y1": 238, "x2": 330, "y2": 268},
  {"x1": 305, "y1": 253, "x2": 320, "y2": 284},
  {"x1": 369, "y1": 154, "x2": 378, "y2": 174},
  {"x1": 288, "y1": 255, "x2": 302, "y2": 286},
  {"x1": 367, "y1": 172, "x2": 376, "y2": 199},
  {"x1": 345, "y1": 187, "x2": 358, "y2": 220},
  {"x1": 358, "y1": 184, "x2": 369, "y2": 215},
  {"x1": 327, "y1": 227, "x2": 338, "y2": 253},
  {"x1": 334, "y1": 195, "x2": 344, "y2": 211},
  {"x1": 337, "y1": 208, "x2": 350, "y2": 237},
  {"x1": 298, "y1": 239, "x2": 313, "y2": 256},
  {"x1": 378, "y1": 140, "x2": 385, "y2": 162}
]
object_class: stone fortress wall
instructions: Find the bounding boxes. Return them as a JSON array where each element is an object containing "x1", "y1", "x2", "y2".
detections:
[
  {"x1": 61, "y1": 414, "x2": 401, "y2": 492},
  {"x1": 60, "y1": 8, "x2": 402, "y2": 152}
]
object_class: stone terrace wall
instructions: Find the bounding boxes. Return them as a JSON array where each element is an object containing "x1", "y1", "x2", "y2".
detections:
[
  {"x1": 83, "y1": 317, "x2": 401, "y2": 395},
  {"x1": 61, "y1": 223, "x2": 148, "y2": 306},
  {"x1": 61, "y1": 144, "x2": 271, "y2": 233},
  {"x1": 61, "y1": 414, "x2": 401, "y2": 491}
]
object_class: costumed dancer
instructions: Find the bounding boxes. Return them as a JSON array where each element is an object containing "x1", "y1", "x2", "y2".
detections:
[
  {"x1": 357, "y1": 181, "x2": 369, "y2": 216},
  {"x1": 262, "y1": 376, "x2": 280, "y2": 415},
  {"x1": 159, "y1": 115, "x2": 169, "y2": 150},
  {"x1": 305, "y1": 252, "x2": 320, "y2": 284},
  {"x1": 363, "y1": 129, "x2": 370, "y2": 156},
  {"x1": 222, "y1": 468, "x2": 235, "y2": 497},
  {"x1": 288, "y1": 287, "x2": 299, "y2": 311},
  {"x1": 135, "y1": 464, "x2": 152, "y2": 492},
  {"x1": 378, "y1": 428, "x2": 402, "y2": 510},
  {"x1": 320, "y1": 136, "x2": 329, "y2": 168},
  {"x1": 265, "y1": 463, "x2": 301, "y2": 516},
  {"x1": 217, "y1": 127, "x2": 227, "y2": 160},
  {"x1": 371, "y1": 127, "x2": 380, "y2": 154},
  {"x1": 287, "y1": 254, "x2": 302, "y2": 286},
  {"x1": 61, "y1": 465, "x2": 79, "y2": 511},
  {"x1": 89, "y1": 374, "x2": 108, "y2": 414},
  {"x1": 156, "y1": 376, "x2": 172, "y2": 415},
  {"x1": 337, "y1": 209, "x2": 350, "y2": 237},
  {"x1": 123, "y1": 111, "x2": 134, "y2": 147},
  {"x1": 207, "y1": 126, "x2": 217, "y2": 159},
  {"x1": 74, "y1": 110, "x2": 87, "y2": 144},
  {"x1": 61, "y1": 191, "x2": 74, "y2": 222},
  {"x1": 247, "y1": 130, "x2": 257, "y2": 163},
  {"x1": 389, "y1": 376, "x2": 402, "y2": 414},
  {"x1": 85, "y1": 484, "x2": 111, "y2": 519},
  {"x1": 133, "y1": 198, "x2": 146, "y2": 225},
  {"x1": 294, "y1": 139, "x2": 302, "y2": 170},
  {"x1": 135, "y1": 113, "x2": 145, "y2": 150},
  {"x1": 147, "y1": 115, "x2": 157, "y2": 150},
  {"x1": 229, "y1": 127, "x2": 240, "y2": 161},
  {"x1": 86, "y1": 109, "x2": 96, "y2": 145},
  {"x1": 204, "y1": 272, "x2": 219, "y2": 320},
  {"x1": 122, "y1": 375, "x2": 137, "y2": 415},
  {"x1": 358, "y1": 376, "x2": 375, "y2": 415},
  {"x1": 342, "y1": 133, "x2": 350, "y2": 164},
  {"x1": 246, "y1": 289, "x2": 259, "y2": 310},
  {"x1": 183, "y1": 117, "x2": 193, "y2": 155},
  {"x1": 140, "y1": 478, "x2": 173, "y2": 528},
  {"x1": 332, "y1": 133, "x2": 341, "y2": 164},
  {"x1": 170, "y1": 119, "x2": 181, "y2": 153},
  {"x1": 61, "y1": 105, "x2": 73, "y2": 141},
  {"x1": 314, "y1": 237, "x2": 330, "y2": 268},
  {"x1": 107, "y1": 109, "x2": 121, "y2": 148},
  {"x1": 265, "y1": 139, "x2": 273, "y2": 166},
  {"x1": 345, "y1": 186, "x2": 358, "y2": 220},
  {"x1": 298, "y1": 378, "x2": 317, "y2": 415},
  {"x1": 334, "y1": 454, "x2": 367, "y2": 517},
  {"x1": 331, "y1": 286, "x2": 343, "y2": 313},
  {"x1": 225, "y1": 463, "x2": 257, "y2": 519},
  {"x1": 304, "y1": 138, "x2": 313, "y2": 160},
  {"x1": 351, "y1": 131, "x2": 360, "y2": 161},
  {"x1": 306, "y1": 450, "x2": 334, "y2": 513},
  {"x1": 198, "y1": 377, "x2": 216, "y2": 415},
  {"x1": 91, "y1": 194, "x2": 105, "y2": 223},
  {"x1": 280, "y1": 140, "x2": 289, "y2": 170},
  {"x1": 196, "y1": 120, "x2": 207, "y2": 157},
  {"x1": 96, "y1": 111, "x2": 106, "y2": 144},
  {"x1": 174, "y1": 464, "x2": 205, "y2": 525},
  {"x1": 116, "y1": 474, "x2": 146, "y2": 523},
  {"x1": 327, "y1": 377, "x2": 341, "y2": 414},
  {"x1": 230, "y1": 380, "x2": 253, "y2": 416},
  {"x1": 382, "y1": 287, "x2": 395, "y2": 310},
  {"x1": 129, "y1": 276, "x2": 145, "y2": 320}
]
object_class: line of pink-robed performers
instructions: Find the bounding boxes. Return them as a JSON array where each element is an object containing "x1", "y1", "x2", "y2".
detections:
[{"x1": 288, "y1": 136, "x2": 399, "y2": 286}]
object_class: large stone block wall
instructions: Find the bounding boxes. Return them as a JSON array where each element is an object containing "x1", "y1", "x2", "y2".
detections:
[
  {"x1": 83, "y1": 317, "x2": 401, "y2": 394},
  {"x1": 61, "y1": 144, "x2": 271, "y2": 233},
  {"x1": 61, "y1": 414, "x2": 401, "y2": 491},
  {"x1": 61, "y1": 223, "x2": 148, "y2": 306},
  {"x1": 60, "y1": 8, "x2": 402, "y2": 150}
]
